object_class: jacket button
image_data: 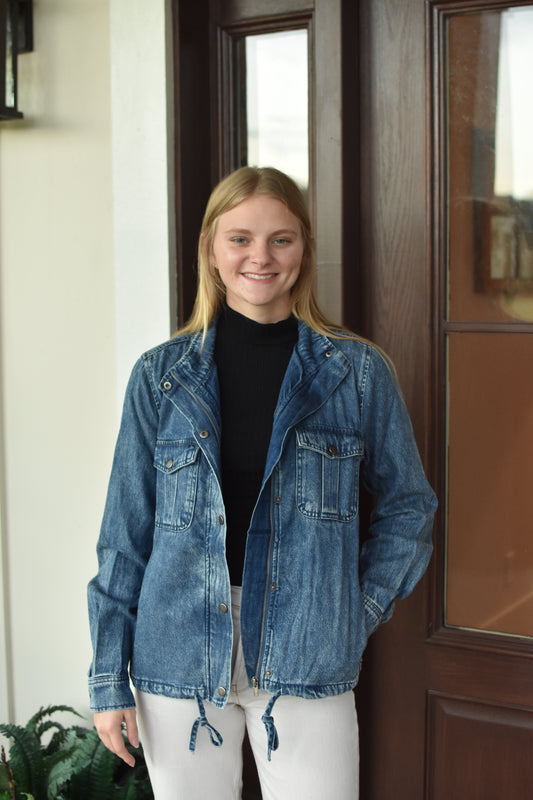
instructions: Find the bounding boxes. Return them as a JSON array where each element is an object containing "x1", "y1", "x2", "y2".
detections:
[
  {"x1": 266, "y1": 670, "x2": 272, "y2": 677},
  {"x1": 325, "y1": 350, "x2": 332, "y2": 358},
  {"x1": 270, "y1": 583, "x2": 277, "y2": 591},
  {"x1": 166, "y1": 459, "x2": 174, "y2": 469},
  {"x1": 275, "y1": 496, "x2": 281, "y2": 504},
  {"x1": 218, "y1": 687, "x2": 227, "y2": 697},
  {"x1": 199, "y1": 430, "x2": 209, "y2": 438},
  {"x1": 219, "y1": 603, "x2": 228, "y2": 613},
  {"x1": 218, "y1": 515, "x2": 224, "y2": 525},
  {"x1": 163, "y1": 381, "x2": 172, "y2": 390},
  {"x1": 328, "y1": 444, "x2": 338, "y2": 455}
]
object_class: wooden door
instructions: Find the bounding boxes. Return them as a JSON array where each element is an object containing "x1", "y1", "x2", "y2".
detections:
[{"x1": 356, "y1": 1, "x2": 533, "y2": 798}]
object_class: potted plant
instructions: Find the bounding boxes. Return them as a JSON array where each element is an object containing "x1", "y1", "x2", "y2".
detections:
[{"x1": 0, "y1": 705, "x2": 153, "y2": 800}]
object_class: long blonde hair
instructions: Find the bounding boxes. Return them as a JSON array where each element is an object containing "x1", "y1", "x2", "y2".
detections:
[{"x1": 177, "y1": 166, "x2": 345, "y2": 338}]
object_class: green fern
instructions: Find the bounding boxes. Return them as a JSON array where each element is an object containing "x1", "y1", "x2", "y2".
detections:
[
  {"x1": 69, "y1": 729, "x2": 116, "y2": 800},
  {"x1": 1, "y1": 706, "x2": 153, "y2": 800},
  {"x1": 0, "y1": 723, "x2": 44, "y2": 800},
  {"x1": 45, "y1": 730, "x2": 83, "y2": 800},
  {"x1": 27, "y1": 706, "x2": 82, "y2": 738}
]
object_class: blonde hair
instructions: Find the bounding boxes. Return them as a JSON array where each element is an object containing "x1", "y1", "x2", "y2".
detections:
[{"x1": 177, "y1": 166, "x2": 347, "y2": 338}]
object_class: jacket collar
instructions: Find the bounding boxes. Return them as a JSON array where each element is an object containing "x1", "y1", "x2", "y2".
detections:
[
  {"x1": 263, "y1": 320, "x2": 351, "y2": 481},
  {"x1": 158, "y1": 318, "x2": 351, "y2": 481}
]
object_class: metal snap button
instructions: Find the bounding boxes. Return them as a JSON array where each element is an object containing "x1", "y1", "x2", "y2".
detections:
[
  {"x1": 218, "y1": 515, "x2": 224, "y2": 525},
  {"x1": 163, "y1": 380, "x2": 172, "y2": 390},
  {"x1": 199, "y1": 430, "x2": 209, "y2": 438},
  {"x1": 219, "y1": 603, "x2": 228, "y2": 614},
  {"x1": 266, "y1": 670, "x2": 272, "y2": 677},
  {"x1": 166, "y1": 459, "x2": 174, "y2": 469},
  {"x1": 270, "y1": 583, "x2": 277, "y2": 591},
  {"x1": 325, "y1": 350, "x2": 332, "y2": 358},
  {"x1": 218, "y1": 686, "x2": 227, "y2": 697},
  {"x1": 328, "y1": 444, "x2": 338, "y2": 455}
]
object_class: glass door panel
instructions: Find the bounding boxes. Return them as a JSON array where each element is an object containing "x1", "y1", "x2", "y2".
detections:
[
  {"x1": 445, "y1": 5, "x2": 533, "y2": 638},
  {"x1": 446, "y1": 332, "x2": 533, "y2": 636},
  {"x1": 447, "y1": 7, "x2": 533, "y2": 325}
]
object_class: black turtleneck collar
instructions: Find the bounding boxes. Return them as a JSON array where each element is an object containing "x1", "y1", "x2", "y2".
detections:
[{"x1": 217, "y1": 304, "x2": 298, "y2": 345}]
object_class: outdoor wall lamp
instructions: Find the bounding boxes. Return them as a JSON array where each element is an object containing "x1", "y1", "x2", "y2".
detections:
[{"x1": 1, "y1": 0, "x2": 33, "y2": 121}]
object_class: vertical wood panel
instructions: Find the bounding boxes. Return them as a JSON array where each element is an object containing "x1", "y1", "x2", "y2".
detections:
[
  {"x1": 358, "y1": 0, "x2": 429, "y2": 429},
  {"x1": 173, "y1": 0, "x2": 213, "y2": 325},
  {"x1": 356, "y1": 1, "x2": 434, "y2": 797}
]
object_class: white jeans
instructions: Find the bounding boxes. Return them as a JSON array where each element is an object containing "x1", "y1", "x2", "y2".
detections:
[{"x1": 136, "y1": 588, "x2": 359, "y2": 800}]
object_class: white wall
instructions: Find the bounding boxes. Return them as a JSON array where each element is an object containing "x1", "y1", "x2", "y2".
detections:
[{"x1": 0, "y1": 0, "x2": 173, "y2": 725}]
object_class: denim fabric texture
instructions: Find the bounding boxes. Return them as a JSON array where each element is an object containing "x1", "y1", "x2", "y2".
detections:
[{"x1": 88, "y1": 319, "x2": 437, "y2": 714}]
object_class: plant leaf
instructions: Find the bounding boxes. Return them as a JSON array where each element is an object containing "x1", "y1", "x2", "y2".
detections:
[
  {"x1": 46, "y1": 757, "x2": 75, "y2": 800},
  {"x1": 0, "y1": 724, "x2": 43, "y2": 798},
  {"x1": 27, "y1": 707, "x2": 82, "y2": 736}
]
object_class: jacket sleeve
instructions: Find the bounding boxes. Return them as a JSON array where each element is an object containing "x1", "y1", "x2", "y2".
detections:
[
  {"x1": 358, "y1": 346, "x2": 437, "y2": 637},
  {"x1": 87, "y1": 354, "x2": 159, "y2": 711}
]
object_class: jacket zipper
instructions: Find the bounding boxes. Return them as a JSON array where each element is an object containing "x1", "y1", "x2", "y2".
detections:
[
  {"x1": 251, "y1": 479, "x2": 276, "y2": 694},
  {"x1": 171, "y1": 372, "x2": 221, "y2": 448}
]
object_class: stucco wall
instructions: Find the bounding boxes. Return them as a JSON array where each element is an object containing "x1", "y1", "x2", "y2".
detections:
[{"x1": 0, "y1": 0, "x2": 172, "y2": 725}]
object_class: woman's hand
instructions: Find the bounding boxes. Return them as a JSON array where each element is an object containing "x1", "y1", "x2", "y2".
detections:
[{"x1": 94, "y1": 708, "x2": 139, "y2": 767}]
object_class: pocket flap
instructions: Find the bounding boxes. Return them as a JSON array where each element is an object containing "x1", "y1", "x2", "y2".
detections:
[
  {"x1": 295, "y1": 427, "x2": 363, "y2": 459},
  {"x1": 153, "y1": 440, "x2": 200, "y2": 473}
]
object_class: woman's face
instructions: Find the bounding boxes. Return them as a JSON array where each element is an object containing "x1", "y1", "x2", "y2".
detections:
[{"x1": 210, "y1": 194, "x2": 304, "y2": 323}]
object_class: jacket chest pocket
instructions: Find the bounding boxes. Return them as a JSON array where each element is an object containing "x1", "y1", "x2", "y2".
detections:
[
  {"x1": 295, "y1": 427, "x2": 364, "y2": 522},
  {"x1": 153, "y1": 439, "x2": 200, "y2": 531}
]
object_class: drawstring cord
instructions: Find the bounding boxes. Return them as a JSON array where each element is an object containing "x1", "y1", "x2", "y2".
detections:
[
  {"x1": 188, "y1": 691, "x2": 281, "y2": 761},
  {"x1": 261, "y1": 691, "x2": 281, "y2": 761},
  {"x1": 189, "y1": 696, "x2": 223, "y2": 752}
]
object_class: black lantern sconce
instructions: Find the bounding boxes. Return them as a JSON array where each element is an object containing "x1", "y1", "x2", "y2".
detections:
[{"x1": 1, "y1": 0, "x2": 33, "y2": 121}]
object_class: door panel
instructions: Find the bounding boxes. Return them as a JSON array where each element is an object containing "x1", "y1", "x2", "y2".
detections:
[
  {"x1": 427, "y1": 693, "x2": 533, "y2": 799},
  {"x1": 357, "y1": 0, "x2": 533, "y2": 797}
]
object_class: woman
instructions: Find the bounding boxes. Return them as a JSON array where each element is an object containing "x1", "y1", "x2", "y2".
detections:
[{"x1": 88, "y1": 166, "x2": 437, "y2": 799}]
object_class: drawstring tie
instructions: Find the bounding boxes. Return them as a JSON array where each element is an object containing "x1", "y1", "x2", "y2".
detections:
[
  {"x1": 189, "y1": 696, "x2": 223, "y2": 752},
  {"x1": 188, "y1": 692, "x2": 281, "y2": 761},
  {"x1": 261, "y1": 691, "x2": 281, "y2": 761}
]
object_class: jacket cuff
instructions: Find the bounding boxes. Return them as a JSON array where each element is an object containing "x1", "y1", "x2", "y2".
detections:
[
  {"x1": 88, "y1": 673, "x2": 135, "y2": 712},
  {"x1": 362, "y1": 592, "x2": 394, "y2": 638}
]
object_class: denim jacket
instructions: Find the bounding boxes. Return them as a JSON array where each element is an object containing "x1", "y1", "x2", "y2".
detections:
[{"x1": 88, "y1": 319, "x2": 437, "y2": 750}]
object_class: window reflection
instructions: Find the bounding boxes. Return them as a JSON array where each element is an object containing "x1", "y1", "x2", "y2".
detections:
[
  {"x1": 447, "y1": 7, "x2": 533, "y2": 322},
  {"x1": 235, "y1": 29, "x2": 309, "y2": 193},
  {"x1": 488, "y1": 8, "x2": 533, "y2": 296},
  {"x1": 494, "y1": 9, "x2": 533, "y2": 201}
]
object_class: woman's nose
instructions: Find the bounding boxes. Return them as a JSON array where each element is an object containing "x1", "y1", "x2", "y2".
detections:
[{"x1": 250, "y1": 240, "x2": 271, "y2": 265}]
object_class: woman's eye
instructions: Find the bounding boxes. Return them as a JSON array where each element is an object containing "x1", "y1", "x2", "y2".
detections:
[
  {"x1": 231, "y1": 236, "x2": 248, "y2": 244},
  {"x1": 274, "y1": 237, "x2": 291, "y2": 245}
]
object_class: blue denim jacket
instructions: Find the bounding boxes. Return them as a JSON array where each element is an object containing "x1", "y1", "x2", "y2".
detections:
[{"x1": 88, "y1": 319, "x2": 437, "y2": 745}]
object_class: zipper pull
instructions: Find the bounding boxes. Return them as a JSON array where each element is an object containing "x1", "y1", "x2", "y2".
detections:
[{"x1": 252, "y1": 676, "x2": 259, "y2": 695}]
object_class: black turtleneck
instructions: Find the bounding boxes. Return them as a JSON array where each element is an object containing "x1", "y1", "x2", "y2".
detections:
[{"x1": 214, "y1": 305, "x2": 298, "y2": 585}]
